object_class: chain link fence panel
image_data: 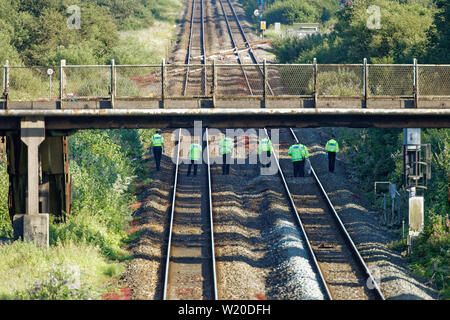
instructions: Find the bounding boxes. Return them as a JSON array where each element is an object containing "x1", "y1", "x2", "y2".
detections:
[
  {"x1": 9, "y1": 66, "x2": 61, "y2": 101},
  {"x1": 317, "y1": 65, "x2": 364, "y2": 97},
  {"x1": 64, "y1": 66, "x2": 110, "y2": 98},
  {"x1": 116, "y1": 65, "x2": 161, "y2": 98},
  {"x1": 418, "y1": 65, "x2": 450, "y2": 96},
  {"x1": 266, "y1": 64, "x2": 314, "y2": 96},
  {"x1": 368, "y1": 65, "x2": 414, "y2": 96}
]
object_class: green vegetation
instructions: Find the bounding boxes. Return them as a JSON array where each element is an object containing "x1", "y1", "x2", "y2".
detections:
[
  {"x1": 0, "y1": 128, "x2": 155, "y2": 299},
  {"x1": 240, "y1": 0, "x2": 339, "y2": 28},
  {"x1": 0, "y1": 0, "x2": 175, "y2": 299},
  {"x1": 334, "y1": 128, "x2": 449, "y2": 298},
  {"x1": 268, "y1": 0, "x2": 450, "y2": 298},
  {"x1": 270, "y1": 0, "x2": 450, "y2": 65}
]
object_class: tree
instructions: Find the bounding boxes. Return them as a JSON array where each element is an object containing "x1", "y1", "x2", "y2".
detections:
[{"x1": 426, "y1": 0, "x2": 450, "y2": 63}]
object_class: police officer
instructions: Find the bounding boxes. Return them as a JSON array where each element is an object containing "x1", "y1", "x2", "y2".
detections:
[
  {"x1": 288, "y1": 143, "x2": 309, "y2": 177},
  {"x1": 187, "y1": 140, "x2": 202, "y2": 176},
  {"x1": 150, "y1": 129, "x2": 165, "y2": 171},
  {"x1": 325, "y1": 135, "x2": 339, "y2": 173},
  {"x1": 258, "y1": 137, "x2": 272, "y2": 168},
  {"x1": 220, "y1": 136, "x2": 234, "y2": 175}
]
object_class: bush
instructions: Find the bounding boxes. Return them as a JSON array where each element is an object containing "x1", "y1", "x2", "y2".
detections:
[
  {"x1": 263, "y1": 0, "x2": 319, "y2": 25},
  {"x1": 0, "y1": 151, "x2": 12, "y2": 238}
]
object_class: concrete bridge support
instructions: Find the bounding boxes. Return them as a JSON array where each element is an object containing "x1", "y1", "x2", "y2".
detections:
[
  {"x1": 12, "y1": 118, "x2": 48, "y2": 247},
  {"x1": 6, "y1": 118, "x2": 70, "y2": 247}
]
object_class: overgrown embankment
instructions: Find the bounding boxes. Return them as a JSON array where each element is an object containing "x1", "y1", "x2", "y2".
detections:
[{"x1": 0, "y1": 0, "x2": 181, "y2": 299}]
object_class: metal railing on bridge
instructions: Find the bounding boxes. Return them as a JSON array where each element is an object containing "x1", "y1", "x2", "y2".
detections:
[{"x1": 1, "y1": 59, "x2": 449, "y2": 109}]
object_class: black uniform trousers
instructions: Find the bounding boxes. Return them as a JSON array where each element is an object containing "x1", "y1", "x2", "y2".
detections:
[
  {"x1": 187, "y1": 160, "x2": 198, "y2": 176},
  {"x1": 328, "y1": 151, "x2": 336, "y2": 172},
  {"x1": 293, "y1": 160, "x2": 305, "y2": 177},
  {"x1": 222, "y1": 153, "x2": 231, "y2": 175},
  {"x1": 153, "y1": 146, "x2": 162, "y2": 171},
  {"x1": 260, "y1": 150, "x2": 271, "y2": 167}
]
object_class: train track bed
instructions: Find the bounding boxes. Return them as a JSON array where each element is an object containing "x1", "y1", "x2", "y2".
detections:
[
  {"x1": 208, "y1": 131, "x2": 325, "y2": 299},
  {"x1": 290, "y1": 128, "x2": 438, "y2": 300},
  {"x1": 123, "y1": 131, "x2": 178, "y2": 299},
  {"x1": 277, "y1": 128, "x2": 379, "y2": 300},
  {"x1": 163, "y1": 129, "x2": 215, "y2": 300}
]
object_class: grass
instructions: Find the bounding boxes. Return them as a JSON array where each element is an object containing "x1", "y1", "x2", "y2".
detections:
[{"x1": 0, "y1": 241, "x2": 123, "y2": 299}]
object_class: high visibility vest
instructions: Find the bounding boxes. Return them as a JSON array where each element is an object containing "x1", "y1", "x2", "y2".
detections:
[
  {"x1": 258, "y1": 138, "x2": 272, "y2": 155},
  {"x1": 301, "y1": 145, "x2": 310, "y2": 159},
  {"x1": 288, "y1": 144, "x2": 309, "y2": 162},
  {"x1": 190, "y1": 143, "x2": 202, "y2": 161},
  {"x1": 151, "y1": 134, "x2": 164, "y2": 147},
  {"x1": 220, "y1": 137, "x2": 233, "y2": 155},
  {"x1": 325, "y1": 139, "x2": 339, "y2": 153}
]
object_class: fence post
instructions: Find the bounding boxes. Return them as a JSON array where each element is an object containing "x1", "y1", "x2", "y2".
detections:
[
  {"x1": 110, "y1": 59, "x2": 116, "y2": 108},
  {"x1": 59, "y1": 59, "x2": 66, "y2": 109},
  {"x1": 161, "y1": 58, "x2": 166, "y2": 109},
  {"x1": 3, "y1": 60, "x2": 9, "y2": 102},
  {"x1": 313, "y1": 58, "x2": 318, "y2": 108},
  {"x1": 413, "y1": 58, "x2": 419, "y2": 108},
  {"x1": 212, "y1": 59, "x2": 217, "y2": 107},
  {"x1": 363, "y1": 58, "x2": 368, "y2": 108},
  {"x1": 263, "y1": 58, "x2": 267, "y2": 108}
]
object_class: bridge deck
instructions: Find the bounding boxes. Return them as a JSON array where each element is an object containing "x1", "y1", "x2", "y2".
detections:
[{"x1": 1, "y1": 62, "x2": 449, "y2": 129}]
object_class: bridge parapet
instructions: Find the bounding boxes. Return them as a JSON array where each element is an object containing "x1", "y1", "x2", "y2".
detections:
[
  {"x1": 1, "y1": 60, "x2": 448, "y2": 105},
  {"x1": 1, "y1": 60, "x2": 449, "y2": 128}
]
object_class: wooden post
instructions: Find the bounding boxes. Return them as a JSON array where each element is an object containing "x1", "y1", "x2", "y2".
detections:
[
  {"x1": 313, "y1": 58, "x2": 318, "y2": 108},
  {"x1": 111, "y1": 59, "x2": 116, "y2": 108},
  {"x1": 161, "y1": 58, "x2": 166, "y2": 109},
  {"x1": 413, "y1": 58, "x2": 419, "y2": 108},
  {"x1": 59, "y1": 60, "x2": 66, "y2": 109},
  {"x1": 3, "y1": 60, "x2": 9, "y2": 101},
  {"x1": 363, "y1": 58, "x2": 368, "y2": 108},
  {"x1": 212, "y1": 60, "x2": 217, "y2": 107},
  {"x1": 263, "y1": 58, "x2": 267, "y2": 108}
]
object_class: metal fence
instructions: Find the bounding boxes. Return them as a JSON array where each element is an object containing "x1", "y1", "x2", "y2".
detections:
[{"x1": 1, "y1": 59, "x2": 449, "y2": 102}]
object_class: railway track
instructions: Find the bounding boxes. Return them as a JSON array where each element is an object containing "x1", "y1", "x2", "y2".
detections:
[
  {"x1": 266, "y1": 127, "x2": 385, "y2": 300},
  {"x1": 163, "y1": 128, "x2": 218, "y2": 300},
  {"x1": 162, "y1": 0, "x2": 385, "y2": 300},
  {"x1": 215, "y1": 4, "x2": 384, "y2": 299},
  {"x1": 183, "y1": 0, "x2": 208, "y2": 96}
]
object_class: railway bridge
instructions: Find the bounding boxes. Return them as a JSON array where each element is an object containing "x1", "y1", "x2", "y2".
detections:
[{"x1": 1, "y1": 60, "x2": 449, "y2": 246}]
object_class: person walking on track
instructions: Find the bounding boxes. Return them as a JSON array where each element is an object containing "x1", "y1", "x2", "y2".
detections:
[
  {"x1": 150, "y1": 129, "x2": 165, "y2": 171},
  {"x1": 187, "y1": 141, "x2": 202, "y2": 176},
  {"x1": 258, "y1": 137, "x2": 272, "y2": 168},
  {"x1": 325, "y1": 135, "x2": 339, "y2": 173},
  {"x1": 288, "y1": 143, "x2": 309, "y2": 177},
  {"x1": 220, "y1": 136, "x2": 234, "y2": 175}
]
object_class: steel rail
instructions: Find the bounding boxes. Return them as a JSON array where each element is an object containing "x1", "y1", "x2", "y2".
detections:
[
  {"x1": 163, "y1": 128, "x2": 181, "y2": 300},
  {"x1": 224, "y1": 0, "x2": 273, "y2": 95},
  {"x1": 288, "y1": 128, "x2": 386, "y2": 300},
  {"x1": 205, "y1": 128, "x2": 219, "y2": 300},
  {"x1": 200, "y1": 0, "x2": 207, "y2": 95},
  {"x1": 182, "y1": 0, "x2": 196, "y2": 95},
  {"x1": 183, "y1": 0, "x2": 207, "y2": 96},
  {"x1": 218, "y1": 0, "x2": 253, "y2": 95},
  {"x1": 263, "y1": 127, "x2": 332, "y2": 300}
]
